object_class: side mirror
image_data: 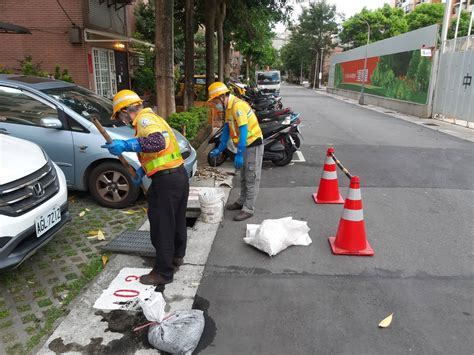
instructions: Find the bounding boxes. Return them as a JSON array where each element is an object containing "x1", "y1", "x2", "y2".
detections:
[{"x1": 40, "y1": 117, "x2": 62, "y2": 129}]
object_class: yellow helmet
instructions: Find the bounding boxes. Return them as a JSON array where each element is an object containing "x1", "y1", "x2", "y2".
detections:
[
  {"x1": 112, "y1": 90, "x2": 143, "y2": 119},
  {"x1": 207, "y1": 82, "x2": 229, "y2": 101}
]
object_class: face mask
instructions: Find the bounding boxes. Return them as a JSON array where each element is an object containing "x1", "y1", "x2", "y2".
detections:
[{"x1": 215, "y1": 103, "x2": 224, "y2": 111}]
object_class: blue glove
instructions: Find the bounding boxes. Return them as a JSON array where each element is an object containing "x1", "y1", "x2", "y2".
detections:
[
  {"x1": 101, "y1": 138, "x2": 142, "y2": 156},
  {"x1": 234, "y1": 147, "x2": 245, "y2": 169},
  {"x1": 132, "y1": 167, "x2": 146, "y2": 186},
  {"x1": 210, "y1": 123, "x2": 230, "y2": 158}
]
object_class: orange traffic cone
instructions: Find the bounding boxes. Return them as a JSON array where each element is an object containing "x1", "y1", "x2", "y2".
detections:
[
  {"x1": 328, "y1": 176, "x2": 374, "y2": 256},
  {"x1": 313, "y1": 147, "x2": 344, "y2": 204}
]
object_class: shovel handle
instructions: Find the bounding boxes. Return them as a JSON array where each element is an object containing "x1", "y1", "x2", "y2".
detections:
[{"x1": 92, "y1": 117, "x2": 137, "y2": 178}]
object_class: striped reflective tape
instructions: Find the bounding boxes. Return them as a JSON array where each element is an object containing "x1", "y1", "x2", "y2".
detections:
[
  {"x1": 342, "y1": 208, "x2": 364, "y2": 222},
  {"x1": 209, "y1": 87, "x2": 226, "y2": 96},
  {"x1": 324, "y1": 157, "x2": 336, "y2": 165},
  {"x1": 114, "y1": 94, "x2": 141, "y2": 106},
  {"x1": 322, "y1": 170, "x2": 337, "y2": 180},
  {"x1": 347, "y1": 188, "x2": 361, "y2": 201}
]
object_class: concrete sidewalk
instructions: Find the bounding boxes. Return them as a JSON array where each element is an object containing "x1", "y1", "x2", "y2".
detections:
[{"x1": 36, "y1": 143, "x2": 234, "y2": 354}]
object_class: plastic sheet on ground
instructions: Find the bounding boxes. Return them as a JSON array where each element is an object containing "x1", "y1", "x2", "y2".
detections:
[{"x1": 244, "y1": 217, "x2": 312, "y2": 256}]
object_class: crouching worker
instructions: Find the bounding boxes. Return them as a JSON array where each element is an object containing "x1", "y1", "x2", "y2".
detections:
[
  {"x1": 102, "y1": 90, "x2": 189, "y2": 286},
  {"x1": 208, "y1": 82, "x2": 263, "y2": 221}
]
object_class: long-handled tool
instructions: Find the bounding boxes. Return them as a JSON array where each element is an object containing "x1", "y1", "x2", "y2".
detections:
[{"x1": 92, "y1": 118, "x2": 144, "y2": 189}]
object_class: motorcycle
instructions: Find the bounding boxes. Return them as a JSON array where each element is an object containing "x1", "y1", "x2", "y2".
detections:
[{"x1": 207, "y1": 112, "x2": 302, "y2": 167}]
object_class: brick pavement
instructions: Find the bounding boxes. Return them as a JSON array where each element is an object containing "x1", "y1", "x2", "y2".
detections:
[{"x1": 0, "y1": 192, "x2": 147, "y2": 355}]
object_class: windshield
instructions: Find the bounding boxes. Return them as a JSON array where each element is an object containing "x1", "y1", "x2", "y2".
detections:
[
  {"x1": 42, "y1": 86, "x2": 123, "y2": 127},
  {"x1": 257, "y1": 72, "x2": 280, "y2": 85}
]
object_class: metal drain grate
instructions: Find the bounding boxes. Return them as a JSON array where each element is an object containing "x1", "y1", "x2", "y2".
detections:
[
  {"x1": 423, "y1": 123, "x2": 439, "y2": 127},
  {"x1": 102, "y1": 230, "x2": 154, "y2": 257}
]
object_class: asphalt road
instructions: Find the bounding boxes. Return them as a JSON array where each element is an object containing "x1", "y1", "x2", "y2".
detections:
[{"x1": 194, "y1": 84, "x2": 474, "y2": 354}]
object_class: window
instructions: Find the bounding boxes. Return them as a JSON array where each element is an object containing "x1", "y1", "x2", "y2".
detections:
[
  {"x1": 92, "y1": 48, "x2": 117, "y2": 98},
  {"x1": 0, "y1": 86, "x2": 58, "y2": 126}
]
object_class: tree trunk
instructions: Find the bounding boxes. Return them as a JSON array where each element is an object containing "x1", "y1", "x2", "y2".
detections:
[
  {"x1": 216, "y1": 0, "x2": 226, "y2": 82},
  {"x1": 183, "y1": 0, "x2": 195, "y2": 110},
  {"x1": 155, "y1": 0, "x2": 176, "y2": 118},
  {"x1": 205, "y1": 0, "x2": 217, "y2": 91},
  {"x1": 224, "y1": 40, "x2": 231, "y2": 78}
]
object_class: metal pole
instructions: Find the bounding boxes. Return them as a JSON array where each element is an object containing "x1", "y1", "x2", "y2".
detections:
[
  {"x1": 455, "y1": 0, "x2": 464, "y2": 39},
  {"x1": 300, "y1": 59, "x2": 303, "y2": 85},
  {"x1": 313, "y1": 50, "x2": 319, "y2": 89},
  {"x1": 359, "y1": 19, "x2": 370, "y2": 106},
  {"x1": 468, "y1": 9, "x2": 473, "y2": 36},
  {"x1": 441, "y1": 0, "x2": 453, "y2": 52},
  {"x1": 319, "y1": 48, "x2": 324, "y2": 88}
]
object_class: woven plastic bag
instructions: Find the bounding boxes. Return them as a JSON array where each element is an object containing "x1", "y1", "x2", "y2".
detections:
[
  {"x1": 244, "y1": 217, "x2": 312, "y2": 256},
  {"x1": 148, "y1": 310, "x2": 205, "y2": 355}
]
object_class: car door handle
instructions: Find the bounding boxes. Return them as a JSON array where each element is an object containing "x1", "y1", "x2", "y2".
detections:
[
  {"x1": 0, "y1": 128, "x2": 10, "y2": 135},
  {"x1": 79, "y1": 145, "x2": 88, "y2": 151}
]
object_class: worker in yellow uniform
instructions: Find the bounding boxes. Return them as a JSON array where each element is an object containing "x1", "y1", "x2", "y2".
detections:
[
  {"x1": 208, "y1": 82, "x2": 263, "y2": 221},
  {"x1": 101, "y1": 90, "x2": 189, "y2": 286}
]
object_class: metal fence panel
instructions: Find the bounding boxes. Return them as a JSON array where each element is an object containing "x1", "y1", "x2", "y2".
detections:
[{"x1": 434, "y1": 37, "x2": 474, "y2": 125}]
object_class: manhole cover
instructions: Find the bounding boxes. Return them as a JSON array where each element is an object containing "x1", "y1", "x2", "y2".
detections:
[{"x1": 423, "y1": 123, "x2": 439, "y2": 127}]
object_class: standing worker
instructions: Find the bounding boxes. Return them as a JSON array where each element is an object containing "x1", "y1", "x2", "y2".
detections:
[
  {"x1": 101, "y1": 90, "x2": 189, "y2": 286},
  {"x1": 208, "y1": 82, "x2": 263, "y2": 221}
]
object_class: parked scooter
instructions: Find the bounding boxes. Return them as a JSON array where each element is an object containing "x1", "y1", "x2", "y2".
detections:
[{"x1": 207, "y1": 112, "x2": 302, "y2": 167}]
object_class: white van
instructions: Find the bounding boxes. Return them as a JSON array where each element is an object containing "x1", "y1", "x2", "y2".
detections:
[{"x1": 256, "y1": 70, "x2": 281, "y2": 93}]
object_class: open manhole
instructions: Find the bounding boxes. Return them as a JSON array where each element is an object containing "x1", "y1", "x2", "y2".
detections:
[{"x1": 423, "y1": 123, "x2": 439, "y2": 127}]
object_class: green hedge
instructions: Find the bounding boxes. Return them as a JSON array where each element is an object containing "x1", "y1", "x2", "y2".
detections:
[{"x1": 168, "y1": 106, "x2": 209, "y2": 142}]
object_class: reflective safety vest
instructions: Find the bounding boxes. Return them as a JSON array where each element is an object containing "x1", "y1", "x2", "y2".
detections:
[
  {"x1": 225, "y1": 95, "x2": 263, "y2": 146},
  {"x1": 133, "y1": 108, "x2": 183, "y2": 177}
]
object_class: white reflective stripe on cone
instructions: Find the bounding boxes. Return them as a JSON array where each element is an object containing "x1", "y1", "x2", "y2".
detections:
[
  {"x1": 324, "y1": 157, "x2": 335, "y2": 165},
  {"x1": 347, "y1": 188, "x2": 361, "y2": 201},
  {"x1": 322, "y1": 170, "x2": 337, "y2": 180},
  {"x1": 342, "y1": 208, "x2": 364, "y2": 222}
]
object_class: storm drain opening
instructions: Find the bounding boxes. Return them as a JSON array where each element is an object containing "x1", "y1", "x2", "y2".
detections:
[
  {"x1": 102, "y1": 217, "x2": 200, "y2": 256},
  {"x1": 423, "y1": 123, "x2": 439, "y2": 127}
]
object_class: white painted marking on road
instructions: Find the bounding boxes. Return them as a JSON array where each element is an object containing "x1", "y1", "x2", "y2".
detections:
[{"x1": 291, "y1": 150, "x2": 306, "y2": 163}]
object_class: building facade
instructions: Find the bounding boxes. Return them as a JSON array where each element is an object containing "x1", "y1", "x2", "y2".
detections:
[
  {"x1": 0, "y1": 0, "x2": 151, "y2": 98},
  {"x1": 393, "y1": 0, "x2": 473, "y2": 15}
]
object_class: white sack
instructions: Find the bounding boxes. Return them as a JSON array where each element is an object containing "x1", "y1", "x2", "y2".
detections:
[
  {"x1": 148, "y1": 310, "x2": 205, "y2": 355},
  {"x1": 244, "y1": 217, "x2": 312, "y2": 256},
  {"x1": 138, "y1": 291, "x2": 166, "y2": 322}
]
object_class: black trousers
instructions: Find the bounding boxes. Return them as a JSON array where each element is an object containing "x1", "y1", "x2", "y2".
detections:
[{"x1": 147, "y1": 165, "x2": 189, "y2": 280}]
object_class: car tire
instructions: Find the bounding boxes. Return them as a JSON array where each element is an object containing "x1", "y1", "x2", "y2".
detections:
[{"x1": 88, "y1": 161, "x2": 140, "y2": 209}]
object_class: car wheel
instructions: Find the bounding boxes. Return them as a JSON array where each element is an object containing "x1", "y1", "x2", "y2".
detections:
[{"x1": 88, "y1": 162, "x2": 140, "y2": 209}]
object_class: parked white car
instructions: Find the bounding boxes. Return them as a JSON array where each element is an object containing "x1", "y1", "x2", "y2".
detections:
[{"x1": 0, "y1": 134, "x2": 70, "y2": 271}]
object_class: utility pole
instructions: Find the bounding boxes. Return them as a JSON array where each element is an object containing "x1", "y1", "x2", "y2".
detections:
[
  {"x1": 319, "y1": 48, "x2": 324, "y2": 89},
  {"x1": 359, "y1": 18, "x2": 370, "y2": 106},
  {"x1": 441, "y1": 0, "x2": 453, "y2": 52},
  {"x1": 468, "y1": 5, "x2": 473, "y2": 36},
  {"x1": 313, "y1": 51, "x2": 319, "y2": 90}
]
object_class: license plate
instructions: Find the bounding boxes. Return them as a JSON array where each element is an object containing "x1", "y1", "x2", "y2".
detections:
[{"x1": 35, "y1": 206, "x2": 61, "y2": 238}]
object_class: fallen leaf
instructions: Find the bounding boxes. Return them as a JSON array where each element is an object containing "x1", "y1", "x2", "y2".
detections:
[
  {"x1": 87, "y1": 235, "x2": 97, "y2": 239},
  {"x1": 101, "y1": 255, "x2": 109, "y2": 266},
  {"x1": 378, "y1": 313, "x2": 393, "y2": 328},
  {"x1": 120, "y1": 210, "x2": 136, "y2": 215},
  {"x1": 142, "y1": 207, "x2": 148, "y2": 214},
  {"x1": 88, "y1": 231, "x2": 98, "y2": 235},
  {"x1": 79, "y1": 211, "x2": 85, "y2": 217},
  {"x1": 97, "y1": 230, "x2": 105, "y2": 240},
  {"x1": 85, "y1": 208, "x2": 91, "y2": 212}
]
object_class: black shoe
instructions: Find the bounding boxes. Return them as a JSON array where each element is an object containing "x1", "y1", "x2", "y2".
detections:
[
  {"x1": 234, "y1": 211, "x2": 253, "y2": 221},
  {"x1": 226, "y1": 202, "x2": 243, "y2": 211},
  {"x1": 139, "y1": 272, "x2": 173, "y2": 286}
]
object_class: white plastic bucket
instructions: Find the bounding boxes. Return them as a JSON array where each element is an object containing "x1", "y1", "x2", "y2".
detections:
[{"x1": 199, "y1": 189, "x2": 225, "y2": 224}]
